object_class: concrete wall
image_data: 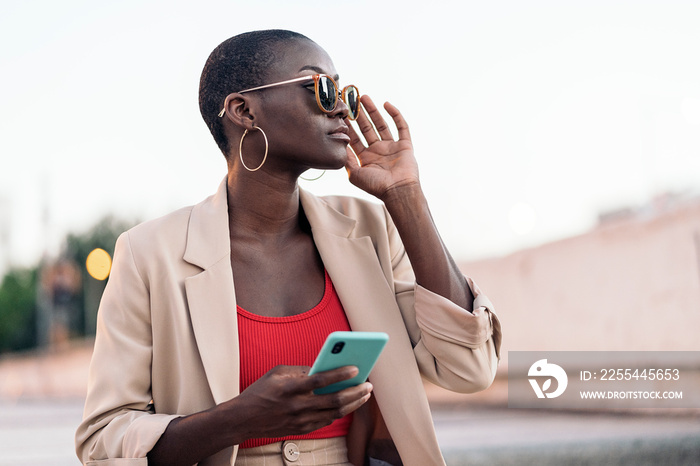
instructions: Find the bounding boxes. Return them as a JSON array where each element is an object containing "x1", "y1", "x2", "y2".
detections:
[{"x1": 461, "y1": 198, "x2": 700, "y2": 369}]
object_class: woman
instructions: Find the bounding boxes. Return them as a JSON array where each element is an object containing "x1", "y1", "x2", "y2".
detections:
[{"x1": 75, "y1": 30, "x2": 501, "y2": 466}]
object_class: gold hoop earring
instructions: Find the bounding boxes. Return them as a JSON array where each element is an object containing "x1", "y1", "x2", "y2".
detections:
[
  {"x1": 238, "y1": 127, "x2": 268, "y2": 172},
  {"x1": 300, "y1": 170, "x2": 326, "y2": 181}
]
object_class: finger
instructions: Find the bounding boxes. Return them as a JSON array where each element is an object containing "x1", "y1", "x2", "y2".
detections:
[
  {"x1": 361, "y1": 95, "x2": 394, "y2": 141},
  {"x1": 338, "y1": 388, "x2": 373, "y2": 417},
  {"x1": 295, "y1": 385, "x2": 371, "y2": 432},
  {"x1": 384, "y1": 101, "x2": 411, "y2": 142},
  {"x1": 339, "y1": 381, "x2": 373, "y2": 400},
  {"x1": 305, "y1": 365, "x2": 359, "y2": 392},
  {"x1": 353, "y1": 99, "x2": 381, "y2": 145},
  {"x1": 313, "y1": 382, "x2": 373, "y2": 414},
  {"x1": 345, "y1": 119, "x2": 367, "y2": 158},
  {"x1": 345, "y1": 146, "x2": 360, "y2": 173}
]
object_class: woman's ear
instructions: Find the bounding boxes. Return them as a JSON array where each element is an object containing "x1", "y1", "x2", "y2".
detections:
[{"x1": 220, "y1": 93, "x2": 256, "y2": 130}]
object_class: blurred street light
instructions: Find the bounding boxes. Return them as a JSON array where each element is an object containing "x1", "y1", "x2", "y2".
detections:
[{"x1": 86, "y1": 248, "x2": 111, "y2": 281}]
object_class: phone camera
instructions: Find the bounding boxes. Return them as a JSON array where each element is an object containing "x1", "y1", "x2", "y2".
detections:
[{"x1": 331, "y1": 342, "x2": 345, "y2": 354}]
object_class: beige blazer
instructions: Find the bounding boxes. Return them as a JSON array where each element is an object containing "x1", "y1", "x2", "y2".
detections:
[{"x1": 76, "y1": 178, "x2": 501, "y2": 466}]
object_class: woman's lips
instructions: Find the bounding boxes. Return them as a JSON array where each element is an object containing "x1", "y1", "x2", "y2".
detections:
[{"x1": 329, "y1": 125, "x2": 351, "y2": 142}]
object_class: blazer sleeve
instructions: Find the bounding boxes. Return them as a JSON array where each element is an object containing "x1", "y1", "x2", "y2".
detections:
[
  {"x1": 75, "y1": 232, "x2": 179, "y2": 465},
  {"x1": 384, "y1": 207, "x2": 503, "y2": 393}
]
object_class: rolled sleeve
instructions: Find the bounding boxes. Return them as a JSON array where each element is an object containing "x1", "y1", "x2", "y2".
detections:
[
  {"x1": 123, "y1": 414, "x2": 180, "y2": 457},
  {"x1": 411, "y1": 277, "x2": 502, "y2": 393}
]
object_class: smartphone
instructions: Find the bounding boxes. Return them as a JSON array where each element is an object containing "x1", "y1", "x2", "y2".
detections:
[{"x1": 308, "y1": 331, "x2": 389, "y2": 395}]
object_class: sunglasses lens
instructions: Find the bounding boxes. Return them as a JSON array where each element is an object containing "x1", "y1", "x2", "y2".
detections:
[
  {"x1": 316, "y1": 76, "x2": 337, "y2": 112},
  {"x1": 343, "y1": 86, "x2": 359, "y2": 120}
]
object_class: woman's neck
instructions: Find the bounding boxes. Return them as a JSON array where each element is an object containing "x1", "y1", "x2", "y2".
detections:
[{"x1": 226, "y1": 168, "x2": 303, "y2": 247}]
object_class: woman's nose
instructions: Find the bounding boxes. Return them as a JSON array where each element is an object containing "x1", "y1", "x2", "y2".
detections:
[{"x1": 330, "y1": 91, "x2": 350, "y2": 119}]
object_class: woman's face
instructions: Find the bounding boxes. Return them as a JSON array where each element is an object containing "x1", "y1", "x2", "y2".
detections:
[{"x1": 249, "y1": 39, "x2": 352, "y2": 174}]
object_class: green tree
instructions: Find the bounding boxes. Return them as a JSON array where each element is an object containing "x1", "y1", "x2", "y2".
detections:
[{"x1": 0, "y1": 267, "x2": 37, "y2": 352}]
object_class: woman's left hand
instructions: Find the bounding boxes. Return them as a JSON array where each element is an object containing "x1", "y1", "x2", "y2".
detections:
[{"x1": 345, "y1": 95, "x2": 420, "y2": 200}]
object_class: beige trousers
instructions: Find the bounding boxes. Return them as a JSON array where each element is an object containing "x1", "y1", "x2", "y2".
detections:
[{"x1": 235, "y1": 437, "x2": 353, "y2": 466}]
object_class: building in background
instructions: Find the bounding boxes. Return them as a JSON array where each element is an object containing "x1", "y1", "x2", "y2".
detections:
[{"x1": 463, "y1": 191, "x2": 700, "y2": 370}]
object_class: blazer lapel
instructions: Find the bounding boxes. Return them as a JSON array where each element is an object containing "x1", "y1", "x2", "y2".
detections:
[
  {"x1": 301, "y1": 191, "x2": 445, "y2": 465},
  {"x1": 183, "y1": 178, "x2": 241, "y2": 405}
]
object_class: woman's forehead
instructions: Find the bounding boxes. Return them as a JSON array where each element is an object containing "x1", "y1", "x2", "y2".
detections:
[{"x1": 267, "y1": 39, "x2": 338, "y2": 81}]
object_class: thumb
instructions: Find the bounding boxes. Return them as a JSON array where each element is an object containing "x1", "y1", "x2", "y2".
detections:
[{"x1": 344, "y1": 146, "x2": 360, "y2": 176}]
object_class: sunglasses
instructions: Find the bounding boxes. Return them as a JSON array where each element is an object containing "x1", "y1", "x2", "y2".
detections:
[{"x1": 218, "y1": 74, "x2": 360, "y2": 120}]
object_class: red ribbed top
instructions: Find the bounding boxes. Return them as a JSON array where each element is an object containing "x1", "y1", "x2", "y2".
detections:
[{"x1": 236, "y1": 270, "x2": 353, "y2": 449}]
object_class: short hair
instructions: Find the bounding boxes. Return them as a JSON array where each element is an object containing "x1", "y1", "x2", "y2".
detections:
[{"x1": 199, "y1": 30, "x2": 311, "y2": 157}]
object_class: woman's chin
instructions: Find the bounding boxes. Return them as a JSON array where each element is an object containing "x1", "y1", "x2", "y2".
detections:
[{"x1": 320, "y1": 151, "x2": 349, "y2": 170}]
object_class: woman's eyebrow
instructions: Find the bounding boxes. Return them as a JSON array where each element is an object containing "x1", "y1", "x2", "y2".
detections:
[{"x1": 299, "y1": 65, "x2": 340, "y2": 82}]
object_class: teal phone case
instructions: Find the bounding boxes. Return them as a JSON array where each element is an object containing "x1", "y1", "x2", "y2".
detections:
[{"x1": 309, "y1": 331, "x2": 389, "y2": 394}]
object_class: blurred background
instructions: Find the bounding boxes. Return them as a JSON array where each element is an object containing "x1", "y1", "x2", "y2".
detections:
[{"x1": 1, "y1": 0, "x2": 699, "y2": 464}]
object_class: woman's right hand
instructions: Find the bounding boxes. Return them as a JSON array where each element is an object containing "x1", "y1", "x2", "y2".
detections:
[
  {"x1": 225, "y1": 365, "x2": 373, "y2": 440},
  {"x1": 148, "y1": 365, "x2": 372, "y2": 466}
]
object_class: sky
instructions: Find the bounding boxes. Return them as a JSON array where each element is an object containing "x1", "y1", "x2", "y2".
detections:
[{"x1": 1, "y1": 0, "x2": 700, "y2": 275}]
